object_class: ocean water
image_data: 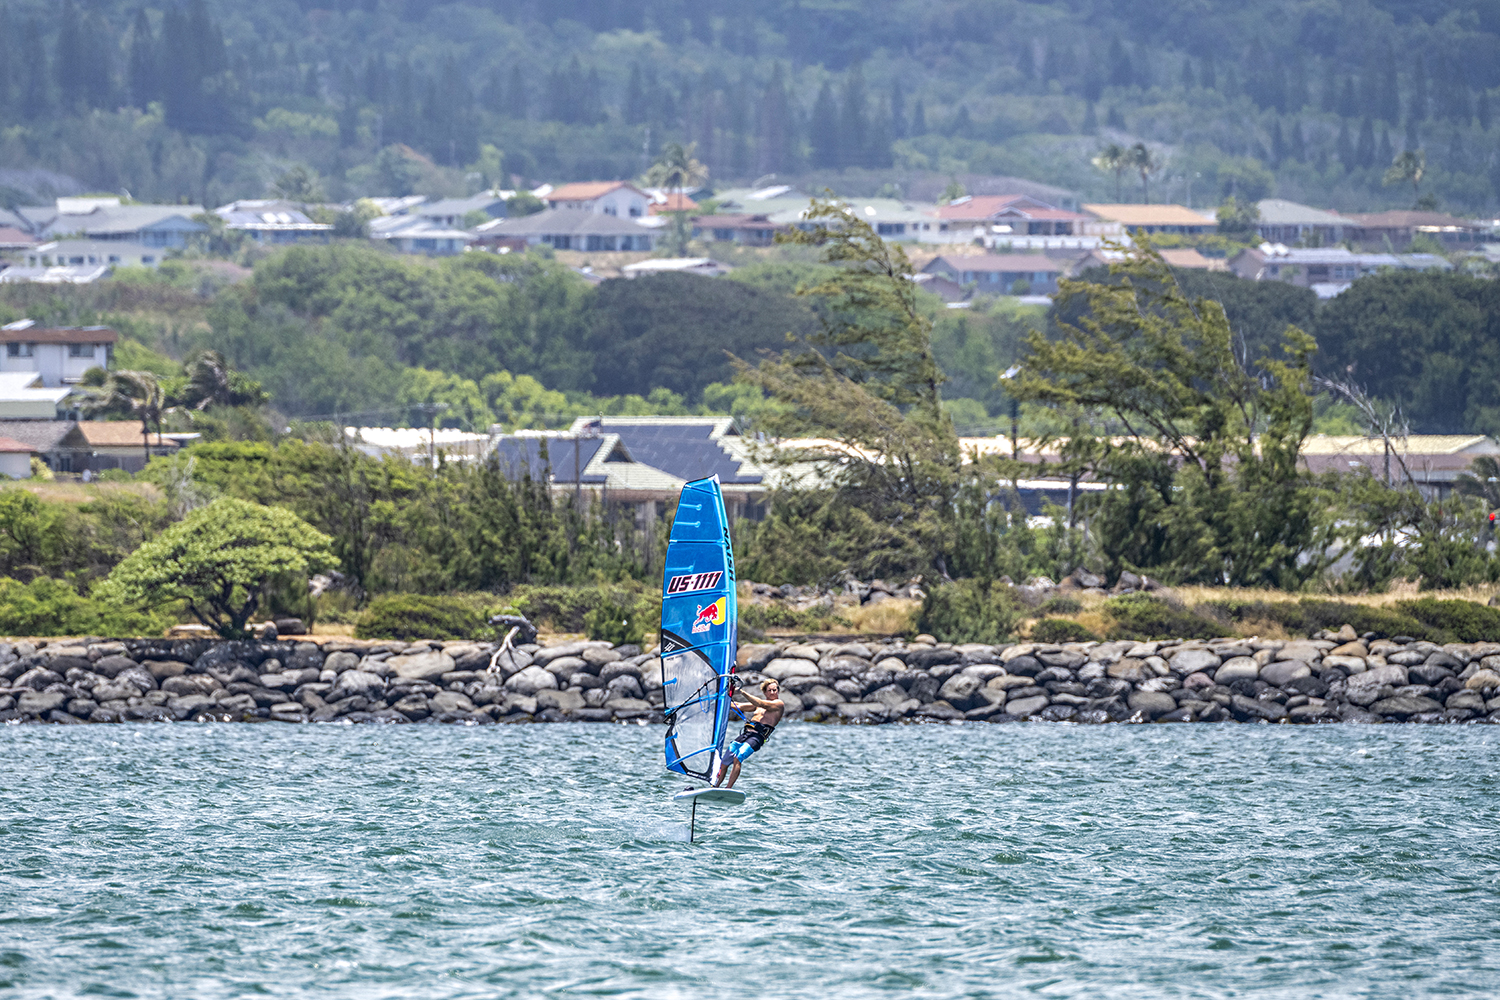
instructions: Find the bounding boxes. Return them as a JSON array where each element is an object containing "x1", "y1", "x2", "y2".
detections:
[{"x1": 2, "y1": 722, "x2": 1499, "y2": 999}]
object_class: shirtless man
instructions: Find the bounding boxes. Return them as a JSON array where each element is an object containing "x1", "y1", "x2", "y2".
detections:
[{"x1": 713, "y1": 679, "x2": 784, "y2": 789}]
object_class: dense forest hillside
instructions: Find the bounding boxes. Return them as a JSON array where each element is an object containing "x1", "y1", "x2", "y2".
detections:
[{"x1": 1, "y1": 0, "x2": 1499, "y2": 212}]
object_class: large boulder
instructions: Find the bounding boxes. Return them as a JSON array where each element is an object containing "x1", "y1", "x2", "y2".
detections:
[
  {"x1": 1215, "y1": 657, "x2": 1260, "y2": 682},
  {"x1": 1127, "y1": 690, "x2": 1177, "y2": 720},
  {"x1": 736, "y1": 644, "x2": 780, "y2": 670},
  {"x1": 1371, "y1": 694, "x2": 1443, "y2": 718},
  {"x1": 331, "y1": 670, "x2": 386, "y2": 701},
  {"x1": 324, "y1": 651, "x2": 361, "y2": 673},
  {"x1": 1169, "y1": 649, "x2": 1221, "y2": 675},
  {"x1": 763, "y1": 658, "x2": 821, "y2": 681},
  {"x1": 504, "y1": 666, "x2": 558, "y2": 695},
  {"x1": 1005, "y1": 694, "x2": 1049, "y2": 717},
  {"x1": 1260, "y1": 660, "x2": 1312, "y2": 688},
  {"x1": 937, "y1": 673, "x2": 983, "y2": 711},
  {"x1": 386, "y1": 650, "x2": 455, "y2": 682},
  {"x1": 536, "y1": 688, "x2": 585, "y2": 713}
]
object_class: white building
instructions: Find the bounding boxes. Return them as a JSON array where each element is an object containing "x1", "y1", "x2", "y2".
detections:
[
  {"x1": 0, "y1": 435, "x2": 35, "y2": 478},
  {"x1": 22, "y1": 239, "x2": 162, "y2": 269},
  {"x1": 0, "y1": 319, "x2": 116, "y2": 386},
  {"x1": 0, "y1": 372, "x2": 73, "y2": 418},
  {"x1": 544, "y1": 182, "x2": 650, "y2": 219}
]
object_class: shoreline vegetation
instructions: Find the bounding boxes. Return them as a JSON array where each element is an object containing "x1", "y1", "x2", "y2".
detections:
[{"x1": 3, "y1": 626, "x2": 1499, "y2": 727}]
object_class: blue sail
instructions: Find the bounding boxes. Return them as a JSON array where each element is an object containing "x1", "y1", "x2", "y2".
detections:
[{"x1": 659, "y1": 476, "x2": 737, "y2": 782}]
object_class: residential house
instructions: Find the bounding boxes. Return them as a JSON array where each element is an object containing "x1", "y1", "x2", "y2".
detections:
[
  {"x1": 0, "y1": 436, "x2": 35, "y2": 479},
  {"x1": 764, "y1": 197, "x2": 939, "y2": 240},
  {"x1": 473, "y1": 208, "x2": 657, "y2": 252},
  {"x1": 544, "y1": 182, "x2": 650, "y2": 219},
  {"x1": 711, "y1": 184, "x2": 811, "y2": 218},
  {"x1": 34, "y1": 197, "x2": 208, "y2": 247},
  {"x1": 214, "y1": 200, "x2": 333, "y2": 245},
  {"x1": 1254, "y1": 199, "x2": 1359, "y2": 245},
  {"x1": 1074, "y1": 246, "x2": 1227, "y2": 272},
  {"x1": 368, "y1": 213, "x2": 473, "y2": 255},
  {"x1": 0, "y1": 372, "x2": 74, "y2": 419},
  {"x1": 937, "y1": 195, "x2": 1090, "y2": 237},
  {"x1": 646, "y1": 191, "x2": 699, "y2": 214},
  {"x1": 409, "y1": 194, "x2": 509, "y2": 227},
  {"x1": 72, "y1": 421, "x2": 181, "y2": 473},
  {"x1": 0, "y1": 320, "x2": 115, "y2": 385},
  {"x1": 1081, "y1": 204, "x2": 1217, "y2": 235},
  {"x1": 922, "y1": 254, "x2": 1064, "y2": 294},
  {"x1": 1228, "y1": 245, "x2": 1450, "y2": 297},
  {"x1": 1347, "y1": 210, "x2": 1490, "y2": 251},
  {"x1": 22, "y1": 239, "x2": 162, "y2": 269},
  {"x1": 0, "y1": 227, "x2": 36, "y2": 253},
  {"x1": 911, "y1": 272, "x2": 970, "y2": 303},
  {"x1": 1299, "y1": 434, "x2": 1500, "y2": 499},
  {"x1": 0, "y1": 421, "x2": 85, "y2": 473},
  {"x1": 488, "y1": 417, "x2": 822, "y2": 533},
  {"x1": 621, "y1": 258, "x2": 730, "y2": 278},
  {"x1": 691, "y1": 213, "x2": 781, "y2": 246}
]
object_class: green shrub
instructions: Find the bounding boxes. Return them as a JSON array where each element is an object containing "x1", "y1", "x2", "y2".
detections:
[
  {"x1": 1036, "y1": 595, "x2": 1083, "y2": 616},
  {"x1": 506, "y1": 584, "x2": 659, "y2": 635},
  {"x1": 917, "y1": 579, "x2": 1020, "y2": 644},
  {"x1": 0, "y1": 576, "x2": 167, "y2": 637},
  {"x1": 353, "y1": 593, "x2": 500, "y2": 640},
  {"x1": 1198, "y1": 597, "x2": 1440, "y2": 642},
  {"x1": 1396, "y1": 598, "x2": 1500, "y2": 643},
  {"x1": 1101, "y1": 594, "x2": 1223, "y2": 641},
  {"x1": 581, "y1": 591, "x2": 658, "y2": 646},
  {"x1": 1030, "y1": 618, "x2": 1099, "y2": 643}
]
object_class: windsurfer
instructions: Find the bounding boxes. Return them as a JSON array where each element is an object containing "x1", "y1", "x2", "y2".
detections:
[{"x1": 714, "y1": 679, "x2": 784, "y2": 789}]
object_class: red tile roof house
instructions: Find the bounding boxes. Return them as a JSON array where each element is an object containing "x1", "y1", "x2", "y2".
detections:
[
  {"x1": 922, "y1": 254, "x2": 1064, "y2": 294},
  {"x1": 544, "y1": 181, "x2": 651, "y2": 219}
]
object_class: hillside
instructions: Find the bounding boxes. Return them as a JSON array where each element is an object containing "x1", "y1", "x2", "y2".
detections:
[{"x1": 0, "y1": 0, "x2": 1497, "y2": 213}]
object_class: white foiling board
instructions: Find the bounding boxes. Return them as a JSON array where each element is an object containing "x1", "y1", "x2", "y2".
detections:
[{"x1": 673, "y1": 788, "x2": 747, "y2": 805}]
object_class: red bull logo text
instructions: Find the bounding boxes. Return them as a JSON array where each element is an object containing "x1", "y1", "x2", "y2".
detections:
[{"x1": 691, "y1": 597, "x2": 727, "y2": 633}]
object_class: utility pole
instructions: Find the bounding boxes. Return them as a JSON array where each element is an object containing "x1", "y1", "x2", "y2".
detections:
[{"x1": 1000, "y1": 365, "x2": 1022, "y2": 461}]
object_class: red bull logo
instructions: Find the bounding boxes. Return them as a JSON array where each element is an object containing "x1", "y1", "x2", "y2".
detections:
[{"x1": 691, "y1": 597, "x2": 727, "y2": 633}]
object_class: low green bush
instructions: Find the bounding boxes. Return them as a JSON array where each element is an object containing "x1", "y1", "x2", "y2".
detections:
[
  {"x1": 353, "y1": 593, "x2": 500, "y2": 640},
  {"x1": 1030, "y1": 617, "x2": 1099, "y2": 643},
  {"x1": 1395, "y1": 598, "x2": 1500, "y2": 642},
  {"x1": 506, "y1": 584, "x2": 659, "y2": 637},
  {"x1": 1036, "y1": 595, "x2": 1084, "y2": 616},
  {"x1": 0, "y1": 576, "x2": 167, "y2": 637},
  {"x1": 1101, "y1": 594, "x2": 1223, "y2": 641},
  {"x1": 917, "y1": 579, "x2": 1020, "y2": 644},
  {"x1": 1198, "y1": 597, "x2": 1440, "y2": 642}
]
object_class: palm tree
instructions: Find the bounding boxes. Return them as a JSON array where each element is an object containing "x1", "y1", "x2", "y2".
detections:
[
  {"x1": 1382, "y1": 150, "x2": 1426, "y2": 207},
  {"x1": 79, "y1": 369, "x2": 166, "y2": 467},
  {"x1": 1128, "y1": 142, "x2": 1163, "y2": 204},
  {"x1": 179, "y1": 350, "x2": 269, "y2": 411},
  {"x1": 1091, "y1": 143, "x2": 1128, "y2": 201},
  {"x1": 644, "y1": 142, "x2": 709, "y2": 255},
  {"x1": 1455, "y1": 456, "x2": 1500, "y2": 510}
]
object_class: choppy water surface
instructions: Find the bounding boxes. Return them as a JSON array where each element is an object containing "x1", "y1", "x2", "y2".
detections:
[{"x1": 3, "y1": 722, "x2": 1500, "y2": 999}]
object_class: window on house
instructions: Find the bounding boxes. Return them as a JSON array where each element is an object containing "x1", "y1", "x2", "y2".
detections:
[
  {"x1": 69, "y1": 256, "x2": 84, "y2": 265},
  {"x1": 8, "y1": 343, "x2": 34, "y2": 357},
  {"x1": 108, "y1": 255, "x2": 120, "y2": 264},
  {"x1": 69, "y1": 344, "x2": 96, "y2": 358},
  {"x1": 629, "y1": 207, "x2": 641, "y2": 217},
  {"x1": 141, "y1": 256, "x2": 154, "y2": 264}
]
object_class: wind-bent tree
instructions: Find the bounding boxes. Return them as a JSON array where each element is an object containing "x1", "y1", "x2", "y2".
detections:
[
  {"x1": 96, "y1": 497, "x2": 336, "y2": 638},
  {"x1": 179, "y1": 350, "x2": 270, "y2": 411},
  {"x1": 1091, "y1": 143, "x2": 1129, "y2": 201},
  {"x1": 79, "y1": 368, "x2": 166, "y2": 466},
  {"x1": 1383, "y1": 149, "x2": 1427, "y2": 207}
]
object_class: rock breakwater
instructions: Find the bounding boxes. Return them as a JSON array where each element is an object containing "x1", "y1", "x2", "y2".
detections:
[{"x1": 2, "y1": 629, "x2": 1500, "y2": 725}]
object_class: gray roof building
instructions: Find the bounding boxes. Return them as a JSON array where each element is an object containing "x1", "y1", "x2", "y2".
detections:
[
  {"x1": 36, "y1": 199, "x2": 208, "y2": 247},
  {"x1": 474, "y1": 208, "x2": 657, "y2": 252}
]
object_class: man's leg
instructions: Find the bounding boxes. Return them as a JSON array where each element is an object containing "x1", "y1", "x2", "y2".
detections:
[{"x1": 723, "y1": 758, "x2": 742, "y2": 788}]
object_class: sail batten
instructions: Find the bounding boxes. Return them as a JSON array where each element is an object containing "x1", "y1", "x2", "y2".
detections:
[{"x1": 660, "y1": 477, "x2": 737, "y2": 782}]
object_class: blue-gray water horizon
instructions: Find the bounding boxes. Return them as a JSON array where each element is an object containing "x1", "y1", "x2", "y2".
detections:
[{"x1": 3, "y1": 722, "x2": 1498, "y2": 998}]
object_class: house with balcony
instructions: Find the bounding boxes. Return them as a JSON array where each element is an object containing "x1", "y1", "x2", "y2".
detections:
[{"x1": 0, "y1": 320, "x2": 116, "y2": 386}]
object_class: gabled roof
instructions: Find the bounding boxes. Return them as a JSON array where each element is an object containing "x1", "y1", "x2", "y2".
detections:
[
  {"x1": 1255, "y1": 199, "x2": 1359, "y2": 226},
  {"x1": 926, "y1": 254, "x2": 1062, "y2": 273},
  {"x1": 0, "y1": 322, "x2": 117, "y2": 344},
  {"x1": 477, "y1": 208, "x2": 653, "y2": 237},
  {"x1": 648, "y1": 192, "x2": 698, "y2": 213},
  {"x1": 1083, "y1": 204, "x2": 1215, "y2": 226},
  {"x1": 0, "y1": 436, "x2": 37, "y2": 453},
  {"x1": 546, "y1": 181, "x2": 646, "y2": 203},
  {"x1": 1348, "y1": 210, "x2": 1485, "y2": 230},
  {"x1": 936, "y1": 194, "x2": 1063, "y2": 220},
  {"x1": 44, "y1": 205, "x2": 207, "y2": 238},
  {"x1": 566, "y1": 416, "x2": 762, "y2": 484},
  {"x1": 0, "y1": 226, "x2": 36, "y2": 247},
  {"x1": 0, "y1": 420, "x2": 81, "y2": 451},
  {"x1": 489, "y1": 432, "x2": 619, "y2": 485},
  {"x1": 418, "y1": 194, "x2": 508, "y2": 218},
  {"x1": 215, "y1": 202, "x2": 330, "y2": 232},
  {"x1": 75, "y1": 421, "x2": 179, "y2": 448}
]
